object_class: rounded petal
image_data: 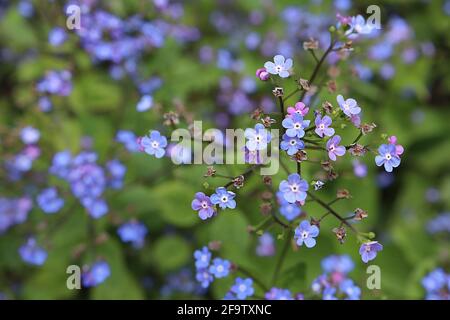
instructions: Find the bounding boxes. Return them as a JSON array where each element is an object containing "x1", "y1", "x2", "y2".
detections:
[
  {"x1": 335, "y1": 146, "x2": 346, "y2": 156},
  {"x1": 282, "y1": 117, "x2": 293, "y2": 129},
  {"x1": 375, "y1": 155, "x2": 385, "y2": 166},
  {"x1": 304, "y1": 237, "x2": 316, "y2": 248},
  {"x1": 309, "y1": 225, "x2": 319, "y2": 237},
  {"x1": 264, "y1": 61, "x2": 277, "y2": 74},
  {"x1": 279, "y1": 70, "x2": 290, "y2": 78},
  {"x1": 227, "y1": 199, "x2": 236, "y2": 209},
  {"x1": 273, "y1": 55, "x2": 285, "y2": 65},
  {"x1": 284, "y1": 58, "x2": 293, "y2": 69}
]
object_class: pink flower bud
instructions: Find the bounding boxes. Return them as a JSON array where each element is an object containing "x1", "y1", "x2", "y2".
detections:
[{"x1": 256, "y1": 67, "x2": 270, "y2": 81}]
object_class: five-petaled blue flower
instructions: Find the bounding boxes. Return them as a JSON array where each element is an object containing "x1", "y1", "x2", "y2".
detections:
[
  {"x1": 209, "y1": 258, "x2": 231, "y2": 278},
  {"x1": 294, "y1": 220, "x2": 319, "y2": 248},
  {"x1": 264, "y1": 55, "x2": 293, "y2": 78},
  {"x1": 244, "y1": 123, "x2": 271, "y2": 151},
  {"x1": 280, "y1": 134, "x2": 305, "y2": 156},
  {"x1": 231, "y1": 277, "x2": 254, "y2": 300},
  {"x1": 191, "y1": 192, "x2": 216, "y2": 220},
  {"x1": 282, "y1": 113, "x2": 310, "y2": 138},
  {"x1": 326, "y1": 135, "x2": 346, "y2": 161},
  {"x1": 337, "y1": 94, "x2": 361, "y2": 117},
  {"x1": 280, "y1": 203, "x2": 301, "y2": 221},
  {"x1": 194, "y1": 246, "x2": 211, "y2": 269},
  {"x1": 279, "y1": 173, "x2": 308, "y2": 204},
  {"x1": 314, "y1": 115, "x2": 335, "y2": 138},
  {"x1": 359, "y1": 241, "x2": 383, "y2": 263},
  {"x1": 139, "y1": 130, "x2": 167, "y2": 158},
  {"x1": 82, "y1": 261, "x2": 111, "y2": 287},
  {"x1": 375, "y1": 144, "x2": 401, "y2": 172},
  {"x1": 211, "y1": 187, "x2": 236, "y2": 209}
]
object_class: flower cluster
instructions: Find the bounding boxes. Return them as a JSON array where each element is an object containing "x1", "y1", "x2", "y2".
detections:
[
  {"x1": 0, "y1": 197, "x2": 32, "y2": 234},
  {"x1": 193, "y1": 247, "x2": 231, "y2": 289},
  {"x1": 422, "y1": 268, "x2": 450, "y2": 300},
  {"x1": 375, "y1": 136, "x2": 403, "y2": 172},
  {"x1": 192, "y1": 187, "x2": 236, "y2": 220},
  {"x1": 311, "y1": 255, "x2": 361, "y2": 300}
]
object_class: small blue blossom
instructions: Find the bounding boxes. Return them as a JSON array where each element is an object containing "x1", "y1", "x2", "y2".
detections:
[
  {"x1": 20, "y1": 126, "x2": 40, "y2": 145},
  {"x1": 337, "y1": 94, "x2": 361, "y2": 117},
  {"x1": 116, "y1": 130, "x2": 140, "y2": 153},
  {"x1": 323, "y1": 286, "x2": 337, "y2": 300},
  {"x1": 321, "y1": 255, "x2": 354, "y2": 274},
  {"x1": 194, "y1": 246, "x2": 211, "y2": 269},
  {"x1": 49, "y1": 150, "x2": 72, "y2": 179},
  {"x1": 106, "y1": 159, "x2": 126, "y2": 189},
  {"x1": 346, "y1": 15, "x2": 374, "y2": 36},
  {"x1": 209, "y1": 258, "x2": 231, "y2": 278},
  {"x1": 19, "y1": 238, "x2": 47, "y2": 266},
  {"x1": 136, "y1": 95, "x2": 153, "y2": 112},
  {"x1": 231, "y1": 277, "x2": 254, "y2": 300},
  {"x1": 138, "y1": 130, "x2": 167, "y2": 158},
  {"x1": 279, "y1": 173, "x2": 308, "y2": 204},
  {"x1": 82, "y1": 261, "x2": 111, "y2": 287},
  {"x1": 210, "y1": 187, "x2": 236, "y2": 209},
  {"x1": 256, "y1": 232, "x2": 275, "y2": 257},
  {"x1": 244, "y1": 123, "x2": 272, "y2": 151},
  {"x1": 339, "y1": 279, "x2": 361, "y2": 300},
  {"x1": 48, "y1": 27, "x2": 67, "y2": 46},
  {"x1": 314, "y1": 115, "x2": 335, "y2": 138},
  {"x1": 280, "y1": 134, "x2": 304, "y2": 156},
  {"x1": 37, "y1": 188, "x2": 64, "y2": 214},
  {"x1": 196, "y1": 268, "x2": 213, "y2": 288},
  {"x1": 294, "y1": 220, "x2": 319, "y2": 248},
  {"x1": 117, "y1": 221, "x2": 148, "y2": 248},
  {"x1": 375, "y1": 144, "x2": 401, "y2": 172},
  {"x1": 279, "y1": 203, "x2": 301, "y2": 221},
  {"x1": 282, "y1": 113, "x2": 310, "y2": 138},
  {"x1": 265, "y1": 287, "x2": 293, "y2": 300},
  {"x1": 359, "y1": 241, "x2": 383, "y2": 263},
  {"x1": 191, "y1": 192, "x2": 216, "y2": 220},
  {"x1": 326, "y1": 135, "x2": 346, "y2": 161},
  {"x1": 264, "y1": 55, "x2": 293, "y2": 78}
]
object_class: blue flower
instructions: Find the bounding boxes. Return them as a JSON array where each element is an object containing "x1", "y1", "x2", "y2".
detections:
[
  {"x1": 136, "y1": 95, "x2": 153, "y2": 112},
  {"x1": 321, "y1": 255, "x2": 354, "y2": 274},
  {"x1": 196, "y1": 268, "x2": 213, "y2": 288},
  {"x1": 326, "y1": 135, "x2": 346, "y2": 161},
  {"x1": 279, "y1": 173, "x2": 308, "y2": 204},
  {"x1": 116, "y1": 130, "x2": 140, "y2": 152},
  {"x1": 19, "y1": 238, "x2": 47, "y2": 266},
  {"x1": 210, "y1": 187, "x2": 236, "y2": 209},
  {"x1": 422, "y1": 268, "x2": 447, "y2": 293},
  {"x1": 231, "y1": 277, "x2": 254, "y2": 300},
  {"x1": 37, "y1": 188, "x2": 64, "y2": 214},
  {"x1": 139, "y1": 130, "x2": 167, "y2": 158},
  {"x1": 256, "y1": 232, "x2": 275, "y2": 257},
  {"x1": 280, "y1": 134, "x2": 304, "y2": 156},
  {"x1": 265, "y1": 287, "x2": 293, "y2": 300},
  {"x1": 375, "y1": 144, "x2": 401, "y2": 172},
  {"x1": 117, "y1": 221, "x2": 148, "y2": 248},
  {"x1": 48, "y1": 27, "x2": 67, "y2": 46},
  {"x1": 82, "y1": 261, "x2": 111, "y2": 287},
  {"x1": 49, "y1": 150, "x2": 72, "y2": 179},
  {"x1": 82, "y1": 198, "x2": 108, "y2": 219},
  {"x1": 191, "y1": 192, "x2": 216, "y2": 220},
  {"x1": 337, "y1": 94, "x2": 361, "y2": 117},
  {"x1": 209, "y1": 258, "x2": 231, "y2": 278},
  {"x1": 339, "y1": 279, "x2": 361, "y2": 300},
  {"x1": 294, "y1": 220, "x2": 319, "y2": 248},
  {"x1": 323, "y1": 286, "x2": 337, "y2": 300},
  {"x1": 20, "y1": 126, "x2": 40, "y2": 144},
  {"x1": 279, "y1": 203, "x2": 301, "y2": 221},
  {"x1": 359, "y1": 241, "x2": 383, "y2": 263},
  {"x1": 106, "y1": 159, "x2": 126, "y2": 189},
  {"x1": 282, "y1": 113, "x2": 310, "y2": 138},
  {"x1": 314, "y1": 115, "x2": 335, "y2": 138},
  {"x1": 194, "y1": 246, "x2": 211, "y2": 269},
  {"x1": 244, "y1": 123, "x2": 271, "y2": 151},
  {"x1": 264, "y1": 55, "x2": 293, "y2": 78}
]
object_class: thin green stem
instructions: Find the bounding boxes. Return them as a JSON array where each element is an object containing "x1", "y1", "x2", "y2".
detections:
[{"x1": 271, "y1": 236, "x2": 291, "y2": 286}]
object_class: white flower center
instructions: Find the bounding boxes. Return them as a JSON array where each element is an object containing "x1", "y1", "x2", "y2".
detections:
[
  {"x1": 365, "y1": 246, "x2": 371, "y2": 252},
  {"x1": 221, "y1": 196, "x2": 228, "y2": 203},
  {"x1": 275, "y1": 65, "x2": 282, "y2": 72},
  {"x1": 151, "y1": 141, "x2": 159, "y2": 148},
  {"x1": 294, "y1": 123, "x2": 301, "y2": 129},
  {"x1": 201, "y1": 201, "x2": 208, "y2": 209},
  {"x1": 290, "y1": 139, "x2": 296, "y2": 145},
  {"x1": 239, "y1": 284, "x2": 246, "y2": 292},
  {"x1": 201, "y1": 255, "x2": 207, "y2": 261},
  {"x1": 329, "y1": 145, "x2": 335, "y2": 151},
  {"x1": 290, "y1": 184, "x2": 298, "y2": 192},
  {"x1": 301, "y1": 231, "x2": 309, "y2": 239},
  {"x1": 255, "y1": 134, "x2": 261, "y2": 142},
  {"x1": 385, "y1": 153, "x2": 392, "y2": 160},
  {"x1": 343, "y1": 102, "x2": 350, "y2": 110},
  {"x1": 217, "y1": 265, "x2": 224, "y2": 272},
  {"x1": 319, "y1": 124, "x2": 325, "y2": 130}
]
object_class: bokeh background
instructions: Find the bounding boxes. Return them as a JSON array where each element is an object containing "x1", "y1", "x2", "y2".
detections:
[{"x1": 0, "y1": 0, "x2": 449, "y2": 300}]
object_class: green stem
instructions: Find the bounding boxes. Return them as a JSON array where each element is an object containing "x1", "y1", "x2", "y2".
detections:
[{"x1": 271, "y1": 236, "x2": 291, "y2": 286}]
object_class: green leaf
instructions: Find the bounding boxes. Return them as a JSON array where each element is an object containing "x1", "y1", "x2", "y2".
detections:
[{"x1": 151, "y1": 235, "x2": 191, "y2": 273}]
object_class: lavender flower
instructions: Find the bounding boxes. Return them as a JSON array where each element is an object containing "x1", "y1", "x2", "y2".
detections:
[
  {"x1": 375, "y1": 144, "x2": 401, "y2": 172},
  {"x1": 282, "y1": 113, "x2": 310, "y2": 138},
  {"x1": 294, "y1": 220, "x2": 319, "y2": 248},
  {"x1": 244, "y1": 123, "x2": 271, "y2": 151},
  {"x1": 264, "y1": 55, "x2": 293, "y2": 78},
  {"x1": 359, "y1": 241, "x2": 383, "y2": 263},
  {"x1": 326, "y1": 135, "x2": 346, "y2": 161},
  {"x1": 314, "y1": 115, "x2": 335, "y2": 138},
  {"x1": 191, "y1": 192, "x2": 216, "y2": 220},
  {"x1": 279, "y1": 173, "x2": 308, "y2": 204},
  {"x1": 337, "y1": 94, "x2": 361, "y2": 117}
]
